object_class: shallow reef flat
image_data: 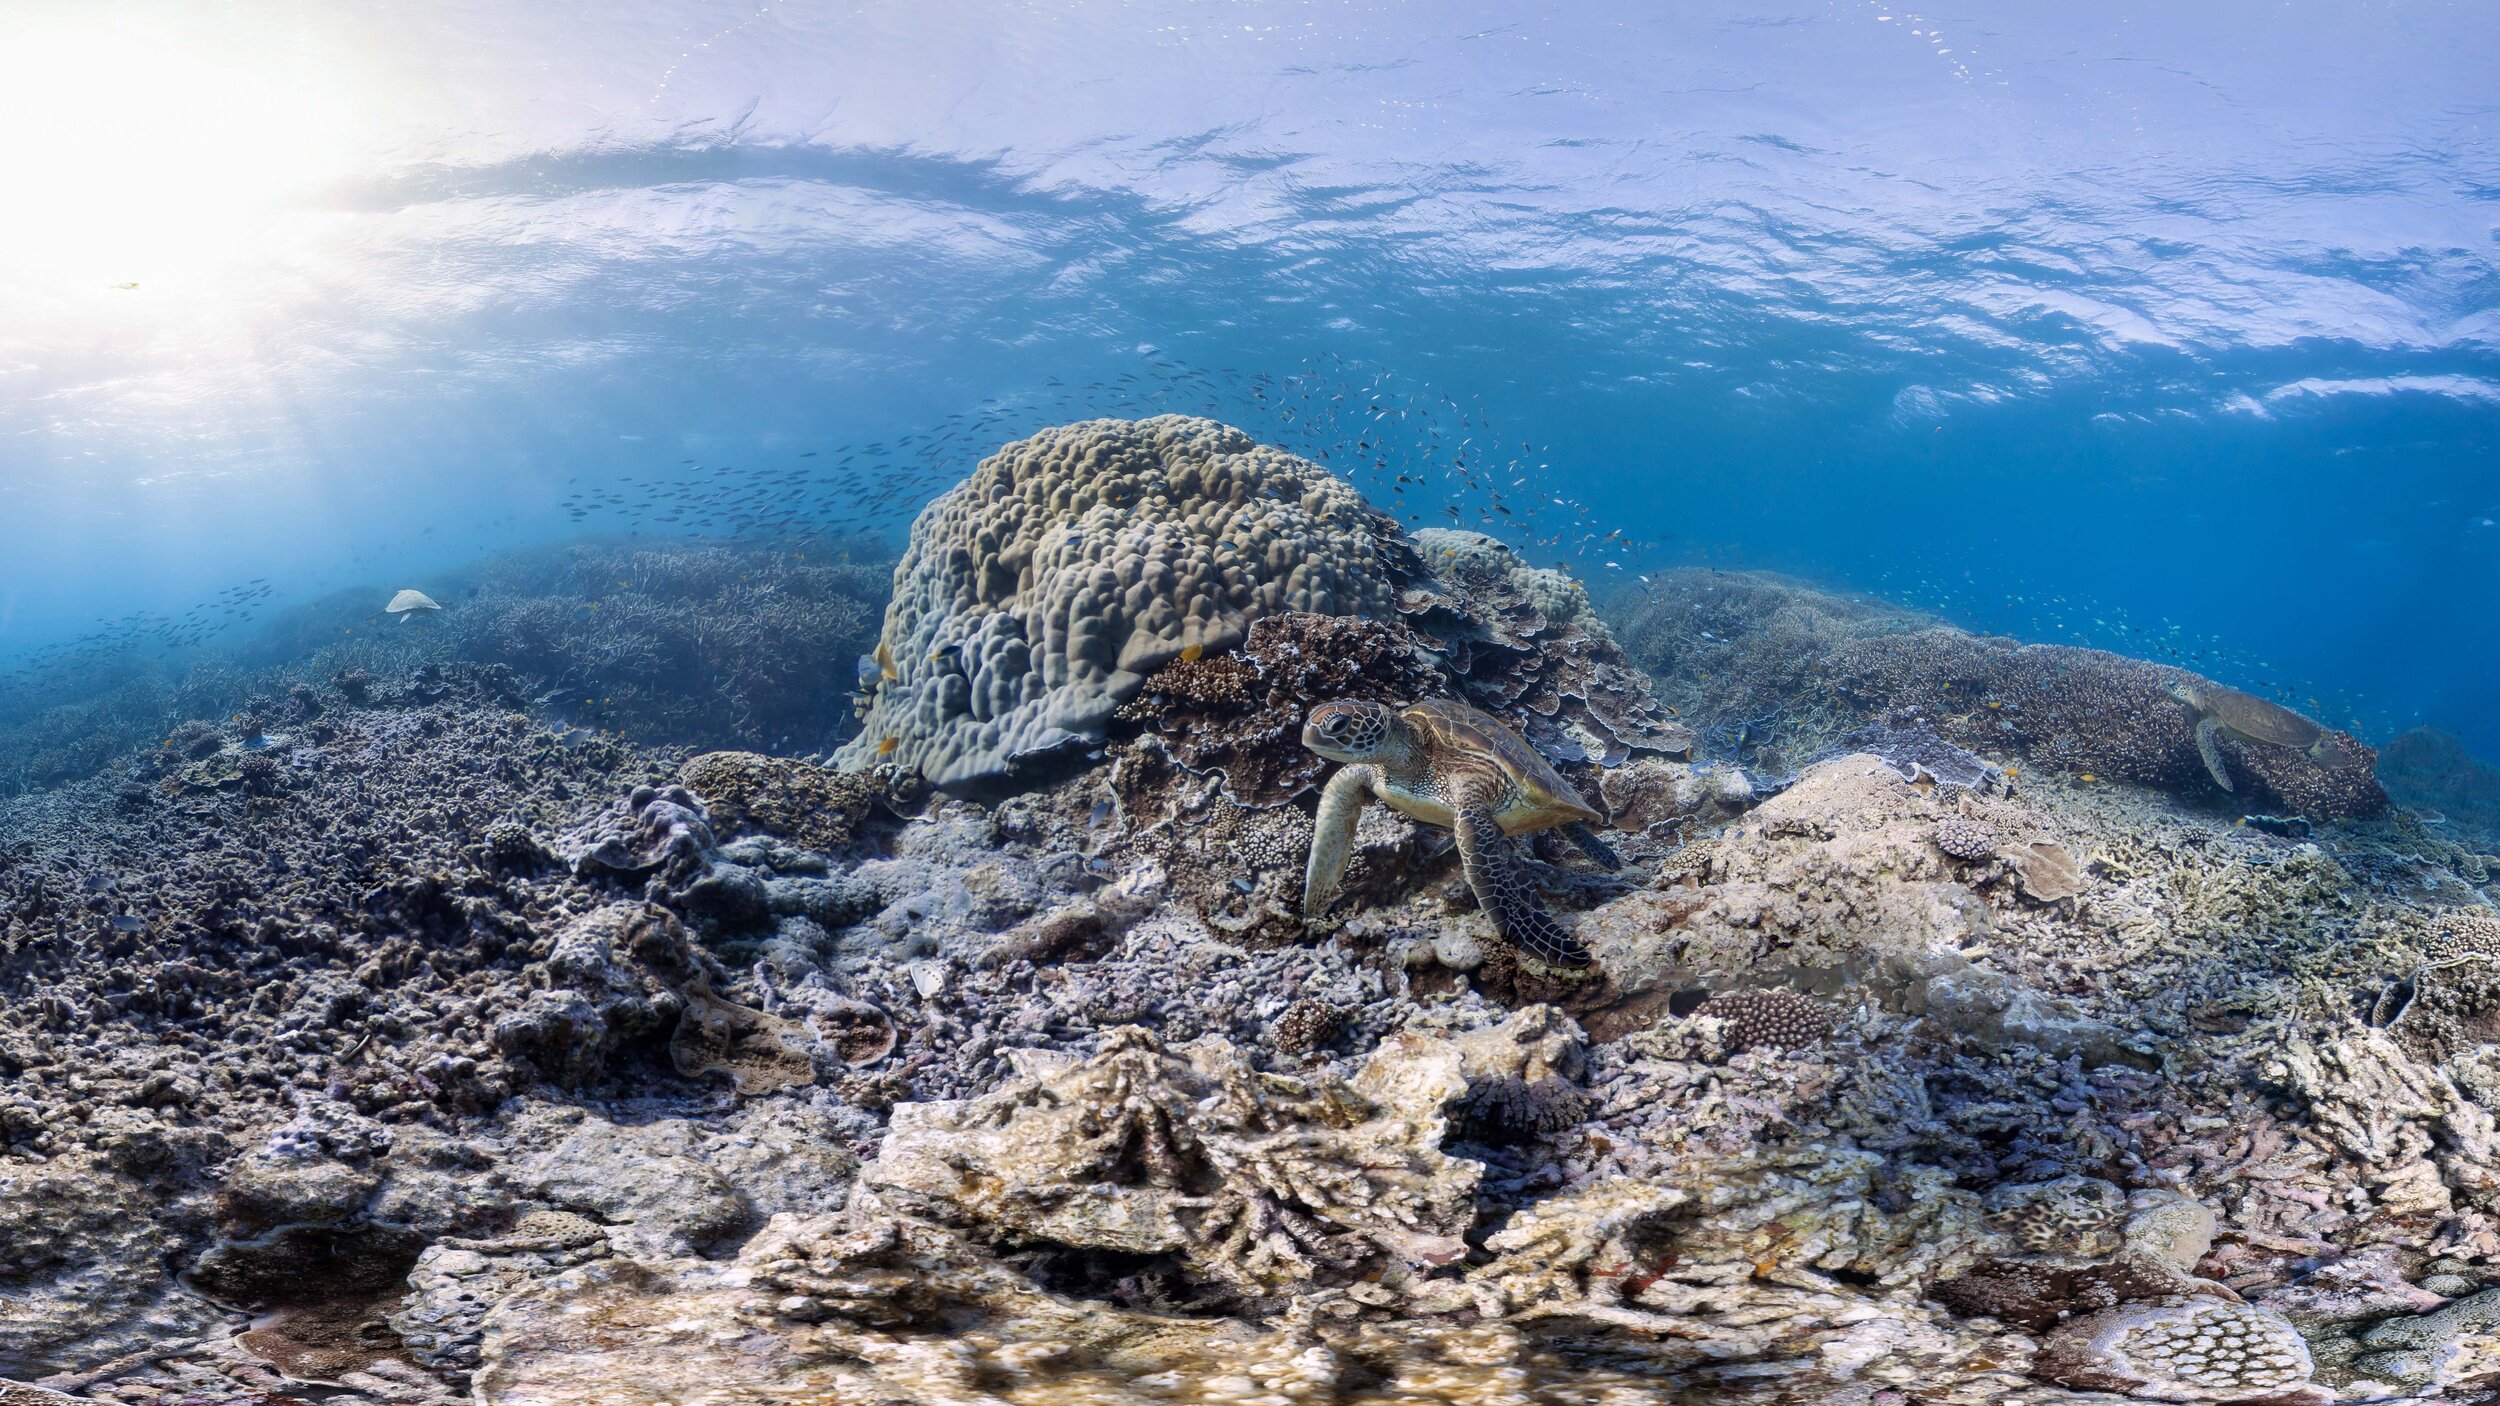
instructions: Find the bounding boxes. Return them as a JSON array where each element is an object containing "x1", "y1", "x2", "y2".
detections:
[{"x1": 4, "y1": 418, "x2": 2499, "y2": 1405}]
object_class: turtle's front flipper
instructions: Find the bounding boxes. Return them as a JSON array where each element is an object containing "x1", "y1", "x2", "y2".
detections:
[
  {"x1": 1456, "y1": 802, "x2": 1593, "y2": 969},
  {"x1": 1563, "y1": 821, "x2": 1623, "y2": 871},
  {"x1": 1305, "y1": 764, "x2": 1378, "y2": 920},
  {"x1": 2193, "y1": 716, "x2": 2234, "y2": 792}
]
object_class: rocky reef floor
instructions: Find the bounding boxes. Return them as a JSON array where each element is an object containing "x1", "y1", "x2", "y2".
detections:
[{"x1": 4, "y1": 552, "x2": 2500, "y2": 1404}]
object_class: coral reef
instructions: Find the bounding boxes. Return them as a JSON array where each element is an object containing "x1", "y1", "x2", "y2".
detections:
[
  {"x1": 1934, "y1": 814, "x2": 2000, "y2": 860},
  {"x1": 0, "y1": 535, "x2": 892, "y2": 798},
  {"x1": 7, "y1": 485, "x2": 2500, "y2": 1404},
  {"x1": 1689, "y1": 989, "x2": 1839, "y2": 1051},
  {"x1": 678, "y1": 749, "x2": 896, "y2": 852},
  {"x1": 1114, "y1": 611, "x2": 1446, "y2": 807},
  {"x1": 1606, "y1": 567, "x2": 1934, "y2": 774},
  {"x1": 2036, "y1": 1298, "x2": 2325, "y2": 1404},
  {"x1": 1573, "y1": 754, "x2": 2141, "y2": 1065},
  {"x1": 1606, "y1": 569, "x2": 2386, "y2": 821},
  {"x1": 836, "y1": 416, "x2": 1422, "y2": 791},
  {"x1": 2377, "y1": 725, "x2": 2500, "y2": 851}
]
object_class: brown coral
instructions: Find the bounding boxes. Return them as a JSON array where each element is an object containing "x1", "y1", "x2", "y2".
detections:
[
  {"x1": 1691, "y1": 990, "x2": 1840, "y2": 1052},
  {"x1": 2387, "y1": 957, "x2": 2500, "y2": 1064},
  {"x1": 2010, "y1": 839, "x2": 2086, "y2": 903},
  {"x1": 1402, "y1": 530, "x2": 1692, "y2": 766},
  {"x1": 1270, "y1": 997, "x2": 1343, "y2": 1057},
  {"x1": 2422, "y1": 907, "x2": 2500, "y2": 969},
  {"x1": 1115, "y1": 612, "x2": 1444, "y2": 808}
]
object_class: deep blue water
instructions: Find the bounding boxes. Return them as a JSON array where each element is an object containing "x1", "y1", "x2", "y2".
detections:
[{"x1": 1, "y1": 2, "x2": 2494, "y2": 752}]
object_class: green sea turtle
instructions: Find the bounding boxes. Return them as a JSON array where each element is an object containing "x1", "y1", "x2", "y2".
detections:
[
  {"x1": 2168, "y1": 679, "x2": 2366, "y2": 792},
  {"x1": 1302, "y1": 697, "x2": 1620, "y2": 969}
]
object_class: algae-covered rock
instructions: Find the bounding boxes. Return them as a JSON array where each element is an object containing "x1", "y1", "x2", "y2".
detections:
[{"x1": 0, "y1": 1157, "x2": 226, "y2": 1375}]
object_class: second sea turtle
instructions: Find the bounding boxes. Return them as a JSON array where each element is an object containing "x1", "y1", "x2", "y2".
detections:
[
  {"x1": 1302, "y1": 696, "x2": 1619, "y2": 969},
  {"x1": 2168, "y1": 679, "x2": 2365, "y2": 792},
  {"x1": 385, "y1": 588, "x2": 442, "y2": 621}
]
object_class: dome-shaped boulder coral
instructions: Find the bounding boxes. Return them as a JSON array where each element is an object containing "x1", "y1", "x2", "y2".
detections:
[{"x1": 837, "y1": 416, "x2": 1422, "y2": 793}]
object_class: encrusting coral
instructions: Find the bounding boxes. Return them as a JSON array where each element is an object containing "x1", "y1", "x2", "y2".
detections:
[{"x1": 678, "y1": 749, "x2": 894, "y2": 852}]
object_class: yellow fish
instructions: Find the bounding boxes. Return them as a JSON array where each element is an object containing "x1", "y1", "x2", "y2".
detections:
[
  {"x1": 876, "y1": 641, "x2": 899, "y2": 682},
  {"x1": 2003, "y1": 767, "x2": 2020, "y2": 780},
  {"x1": 1179, "y1": 641, "x2": 1205, "y2": 663},
  {"x1": 877, "y1": 736, "x2": 900, "y2": 757},
  {"x1": 2079, "y1": 773, "x2": 2098, "y2": 783}
]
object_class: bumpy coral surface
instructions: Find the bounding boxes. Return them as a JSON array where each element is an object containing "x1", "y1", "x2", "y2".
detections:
[
  {"x1": 1934, "y1": 814, "x2": 2000, "y2": 860},
  {"x1": 837, "y1": 416, "x2": 1420, "y2": 791},
  {"x1": 2036, "y1": 1297, "x2": 2323, "y2": 1404},
  {"x1": 679, "y1": 749, "x2": 892, "y2": 852},
  {"x1": 1689, "y1": 989, "x2": 1839, "y2": 1051}
]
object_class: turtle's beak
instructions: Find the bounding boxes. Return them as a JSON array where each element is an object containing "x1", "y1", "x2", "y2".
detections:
[{"x1": 1302, "y1": 719, "x2": 1331, "y2": 752}]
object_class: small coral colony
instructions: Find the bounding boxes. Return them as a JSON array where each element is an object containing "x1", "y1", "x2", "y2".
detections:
[{"x1": 6, "y1": 414, "x2": 2497, "y2": 1406}]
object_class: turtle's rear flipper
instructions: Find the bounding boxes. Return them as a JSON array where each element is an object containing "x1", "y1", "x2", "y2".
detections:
[
  {"x1": 1457, "y1": 804, "x2": 1593, "y2": 969},
  {"x1": 1563, "y1": 821, "x2": 1623, "y2": 871},
  {"x1": 2193, "y1": 717, "x2": 2235, "y2": 792}
]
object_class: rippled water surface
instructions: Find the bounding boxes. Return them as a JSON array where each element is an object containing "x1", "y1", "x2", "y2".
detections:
[{"x1": 0, "y1": 0, "x2": 2494, "y2": 747}]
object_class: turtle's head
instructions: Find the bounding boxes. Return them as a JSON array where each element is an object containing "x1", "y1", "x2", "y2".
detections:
[
  {"x1": 1304, "y1": 700, "x2": 1397, "y2": 763},
  {"x1": 2307, "y1": 731, "x2": 2369, "y2": 772},
  {"x1": 2166, "y1": 679, "x2": 2205, "y2": 710}
]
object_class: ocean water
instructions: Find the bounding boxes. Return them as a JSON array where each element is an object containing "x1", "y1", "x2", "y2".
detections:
[
  {"x1": 10, "y1": 7, "x2": 2500, "y2": 1399},
  {"x1": 0, "y1": 1, "x2": 2493, "y2": 751}
]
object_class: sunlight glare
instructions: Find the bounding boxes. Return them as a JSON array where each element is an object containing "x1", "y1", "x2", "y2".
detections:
[{"x1": 0, "y1": 21, "x2": 363, "y2": 298}]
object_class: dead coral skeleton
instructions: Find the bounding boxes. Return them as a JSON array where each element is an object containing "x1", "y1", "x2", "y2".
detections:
[{"x1": 853, "y1": 1025, "x2": 1480, "y2": 1297}]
